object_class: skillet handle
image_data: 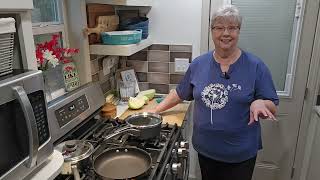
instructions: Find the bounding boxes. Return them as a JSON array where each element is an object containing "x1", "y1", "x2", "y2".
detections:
[
  {"x1": 103, "y1": 126, "x2": 140, "y2": 141},
  {"x1": 71, "y1": 165, "x2": 81, "y2": 180}
]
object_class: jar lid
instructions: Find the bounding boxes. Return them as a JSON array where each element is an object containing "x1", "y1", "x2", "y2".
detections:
[
  {"x1": 56, "y1": 140, "x2": 94, "y2": 163},
  {"x1": 101, "y1": 103, "x2": 116, "y2": 113}
]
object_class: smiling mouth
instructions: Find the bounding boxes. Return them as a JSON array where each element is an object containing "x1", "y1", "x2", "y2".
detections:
[{"x1": 221, "y1": 39, "x2": 232, "y2": 43}]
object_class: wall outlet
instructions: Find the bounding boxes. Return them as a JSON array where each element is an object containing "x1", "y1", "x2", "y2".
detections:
[{"x1": 174, "y1": 58, "x2": 189, "y2": 72}]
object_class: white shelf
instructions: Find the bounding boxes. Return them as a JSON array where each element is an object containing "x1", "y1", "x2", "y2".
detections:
[
  {"x1": 86, "y1": 0, "x2": 152, "y2": 6},
  {"x1": 89, "y1": 37, "x2": 152, "y2": 56}
]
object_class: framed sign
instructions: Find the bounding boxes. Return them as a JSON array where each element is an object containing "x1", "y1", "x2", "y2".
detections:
[
  {"x1": 120, "y1": 69, "x2": 140, "y2": 94},
  {"x1": 62, "y1": 62, "x2": 80, "y2": 92}
]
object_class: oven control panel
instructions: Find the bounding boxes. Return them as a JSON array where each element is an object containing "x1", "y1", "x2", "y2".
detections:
[{"x1": 55, "y1": 95, "x2": 89, "y2": 127}]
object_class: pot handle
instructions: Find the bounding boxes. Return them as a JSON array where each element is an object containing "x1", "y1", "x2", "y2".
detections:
[
  {"x1": 103, "y1": 125, "x2": 140, "y2": 141},
  {"x1": 71, "y1": 165, "x2": 81, "y2": 180}
]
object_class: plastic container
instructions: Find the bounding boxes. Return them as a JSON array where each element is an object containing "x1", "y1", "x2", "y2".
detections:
[
  {"x1": 118, "y1": 81, "x2": 135, "y2": 101},
  {"x1": 0, "y1": 18, "x2": 16, "y2": 76},
  {"x1": 101, "y1": 30, "x2": 142, "y2": 45}
]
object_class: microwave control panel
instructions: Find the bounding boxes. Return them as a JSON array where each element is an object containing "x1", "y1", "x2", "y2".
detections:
[
  {"x1": 29, "y1": 91, "x2": 50, "y2": 145},
  {"x1": 55, "y1": 95, "x2": 89, "y2": 127}
]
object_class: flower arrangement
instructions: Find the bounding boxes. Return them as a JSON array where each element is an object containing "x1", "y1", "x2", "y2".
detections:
[{"x1": 35, "y1": 34, "x2": 79, "y2": 71}]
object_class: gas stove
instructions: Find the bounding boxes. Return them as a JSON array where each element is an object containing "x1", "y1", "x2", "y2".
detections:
[{"x1": 48, "y1": 83, "x2": 189, "y2": 180}]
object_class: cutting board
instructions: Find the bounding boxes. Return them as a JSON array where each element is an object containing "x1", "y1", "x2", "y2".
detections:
[
  {"x1": 119, "y1": 99, "x2": 191, "y2": 126},
  {"x1": 86, "y1": 4, "x2": 115, "y2": 44}
]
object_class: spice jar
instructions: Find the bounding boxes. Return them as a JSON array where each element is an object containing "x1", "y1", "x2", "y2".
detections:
[{"x1": 101, "y1": 103, "x2": 117, "y2": 119}]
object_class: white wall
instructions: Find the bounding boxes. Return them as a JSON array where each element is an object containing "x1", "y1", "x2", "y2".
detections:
[{"x1": 148, "y1": 0, "x2": 202, "y2": 58}]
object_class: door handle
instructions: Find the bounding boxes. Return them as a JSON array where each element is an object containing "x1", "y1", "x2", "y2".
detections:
[{"x1": 12, "y1": 86, "x2": 39, "y2": 168}]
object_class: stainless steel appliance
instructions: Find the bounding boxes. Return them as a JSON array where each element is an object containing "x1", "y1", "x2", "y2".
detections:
[
  {"x1": 0, "y1": 70, "x2": 53, "y2": 180},
  {"x1": 49, "y1": 83, "x2": 189, "y2": 180},
  {"x1": 47, "y1": 83, "x2": 105, "y2": 143}
]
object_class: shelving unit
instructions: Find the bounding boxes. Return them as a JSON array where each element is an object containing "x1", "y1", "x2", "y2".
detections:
[
  {"x1": 67, "y1": 0, "x2": 153, "y2": 84},
  {"x1": 89, "y1": 37, "x2": 152, "y2": 56},
  {"x1": 85, "y1": 0, "x2": 152, "y2": 6}
]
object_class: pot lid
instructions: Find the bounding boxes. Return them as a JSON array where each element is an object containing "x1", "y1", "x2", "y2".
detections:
[
  {"x1": 56, "y1": 140, "x2": 94, "y2": 162},
  {"x1": 126, "y1": 112, "x2": 162, "y2": 129}
]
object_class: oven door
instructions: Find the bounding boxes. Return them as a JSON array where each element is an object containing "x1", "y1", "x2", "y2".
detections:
[{"x1": 0, "y1": 70, "x2": 53, "y2": 180}]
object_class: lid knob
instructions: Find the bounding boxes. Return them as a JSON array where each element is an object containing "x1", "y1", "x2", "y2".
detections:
[{"x1": 65, "y1": 141, "x2": 77, "y2": 152}]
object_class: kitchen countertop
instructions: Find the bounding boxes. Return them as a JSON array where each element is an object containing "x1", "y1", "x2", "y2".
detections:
[
  {"x1": 28, "y1": 150, "x2": 64, "y2": 180},
  {"x1": 117, "y1": 99, "x2": 191, "y2": 127}
]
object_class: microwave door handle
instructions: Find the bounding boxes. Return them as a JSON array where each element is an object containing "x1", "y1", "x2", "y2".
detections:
[{"x1": 12, "y1": 86, "x2": 39, "y2": 168}]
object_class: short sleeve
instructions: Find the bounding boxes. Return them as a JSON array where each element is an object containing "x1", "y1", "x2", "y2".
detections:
[
  {"x1": 255, "y1": 62, "x2": 279, "y2": 105},
  {"x1": 176, "y1": 66, "x2": 194, "y2": 101}
]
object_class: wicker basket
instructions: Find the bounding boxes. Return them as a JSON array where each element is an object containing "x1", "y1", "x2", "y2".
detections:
[{"x1": 0, "y1": 18, "x2": 16, "y2": 76}]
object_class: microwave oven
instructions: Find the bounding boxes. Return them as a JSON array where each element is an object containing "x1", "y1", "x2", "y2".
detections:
[{"x1": 0, "y1": 70, "x2": 53, "y2": 180}]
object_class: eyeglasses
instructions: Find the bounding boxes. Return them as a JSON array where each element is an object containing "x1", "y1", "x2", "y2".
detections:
[{"x1": 212, "y1": 26, "x2": 240, "y2": 33}]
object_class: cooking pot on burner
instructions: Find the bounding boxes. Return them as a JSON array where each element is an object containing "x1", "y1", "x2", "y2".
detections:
[
  {"x1": 104, "y1": 112, "x2": 162, "y2": 140},
  {"x1": 56, "y1": 140, "x2": 94, "y2": 180}
]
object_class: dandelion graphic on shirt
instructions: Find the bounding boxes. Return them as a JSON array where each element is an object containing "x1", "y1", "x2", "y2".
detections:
[{"x1": 201, "y1": 83, "x2": 241, "y2": 125}]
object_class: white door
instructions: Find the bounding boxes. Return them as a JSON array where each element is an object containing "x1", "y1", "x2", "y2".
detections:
[{"x1": 205, "y1": 0, "x2": 320, "y2": 179}]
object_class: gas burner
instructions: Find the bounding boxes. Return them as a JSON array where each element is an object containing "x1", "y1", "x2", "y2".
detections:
[{"x1": 54, "y1": 118, "x2": 189, "y2": 180}]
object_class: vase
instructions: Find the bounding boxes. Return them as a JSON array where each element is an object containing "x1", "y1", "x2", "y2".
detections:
[
  {"x1": 42, "y1": 65, "x2": 67, "y2": 102},
  {"x1": 42, "y1": 71, "x2": 53, "y2": 102}
]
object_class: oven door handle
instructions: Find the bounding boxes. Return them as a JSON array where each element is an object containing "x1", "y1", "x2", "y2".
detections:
[{"x1": 12, "y1": 86, "x2": 39, "y2": 168}]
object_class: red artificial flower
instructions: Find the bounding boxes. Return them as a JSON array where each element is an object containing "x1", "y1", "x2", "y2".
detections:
[
  {"x1": 35, "y1": 34, "x2": 79, "y2": 71},
  {"x1": 64, "y1": 66, "x2": 74, "y2": 72}
]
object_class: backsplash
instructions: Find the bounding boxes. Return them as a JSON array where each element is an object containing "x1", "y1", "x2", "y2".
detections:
[
  {"x1": 89, "y1": 44, "x2": 192, "y2": 95},
  {"x1": 90, "y1": 55, "x2": 119, "y2": 93},
  {"x1": 127, "y1": 44, "x2": 192, "y2": 94}
]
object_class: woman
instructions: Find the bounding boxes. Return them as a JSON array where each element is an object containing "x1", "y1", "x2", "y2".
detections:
[{"x1": 149, "y1": 5, "x2": 279, "y2": 180}]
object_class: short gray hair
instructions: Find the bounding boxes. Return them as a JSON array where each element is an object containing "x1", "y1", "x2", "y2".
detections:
[{"x1": 211, "y1": 5, "x2": 242, "y2": 28}]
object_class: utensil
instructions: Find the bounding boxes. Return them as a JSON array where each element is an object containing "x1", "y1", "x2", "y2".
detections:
[{"x1": 93, "y1": 147, "x2": 152, "y2": 180}]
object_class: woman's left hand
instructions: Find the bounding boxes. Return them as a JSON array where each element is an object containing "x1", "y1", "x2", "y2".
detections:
[{"x1": 248, "y1": 99, "x2": 276, "y2": 125}]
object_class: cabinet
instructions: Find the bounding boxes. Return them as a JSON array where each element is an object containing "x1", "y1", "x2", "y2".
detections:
[
  {"x1": 66, "y1": 0, "x2": 152, "y2": 84},
  {"x1": 300, "y1": 106, "x2": 320, "y2": 180}
]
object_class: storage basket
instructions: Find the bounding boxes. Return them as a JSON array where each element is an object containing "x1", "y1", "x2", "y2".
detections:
[
  {"x1": 101, "y1": 30, "x2": 142, "y2": 45},
  {"x1": 0, "y1": 18, "x2": 16, "y2": 76}
]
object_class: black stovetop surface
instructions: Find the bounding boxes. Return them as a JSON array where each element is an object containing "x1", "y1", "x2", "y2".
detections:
[{"x1": 54, "y1": 117, "x2": 183, "y2": 180}]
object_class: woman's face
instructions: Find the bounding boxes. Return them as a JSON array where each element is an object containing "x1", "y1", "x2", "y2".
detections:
[{"x1": 211, "y1": 17, "x2": 240, "y2": 51}]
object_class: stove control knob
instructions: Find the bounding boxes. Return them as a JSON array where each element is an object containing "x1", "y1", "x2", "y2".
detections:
[
  {"x1": 180, "y1": 141, "x2": 189, "y2": 149},
  {"x1": 177, "y1": 148, "x2": 188, "y2": 157},
  {"x1": 171, "y1": 163, "x2": 182, "y2": 174}
]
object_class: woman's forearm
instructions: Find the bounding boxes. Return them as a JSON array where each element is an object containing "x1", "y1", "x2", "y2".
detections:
[{"x1": 153, "y1": 89, "x2": 183, "y2": 113}]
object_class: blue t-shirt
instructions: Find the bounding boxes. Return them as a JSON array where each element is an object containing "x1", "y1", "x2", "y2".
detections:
[{"x1": 176, "y1": 50, "x2": 279, "y2": 163}]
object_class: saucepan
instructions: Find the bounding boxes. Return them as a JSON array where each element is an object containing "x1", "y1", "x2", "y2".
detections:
[
  {"x1": 56, "y1": 140, "x2": 94, "y2": 180},
  {"x1": 103, "y1": 112, "x2": 162, "y2": 140},
  {"x1": 93, "y1": 147, "x2": 152, "y2": 180}
]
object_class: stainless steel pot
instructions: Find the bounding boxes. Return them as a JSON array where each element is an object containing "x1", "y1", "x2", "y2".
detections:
[
  {"x1": 56, "y1": 140, "x2": 94, "y2": 180},
  {"x1": 103, "y1": 112, "x2": 163, "y2": 140}
]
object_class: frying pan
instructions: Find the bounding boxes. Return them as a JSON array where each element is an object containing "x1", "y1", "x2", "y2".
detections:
[{"x1": 93, "y1": 147, "x2": 152, "y2": 180}]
